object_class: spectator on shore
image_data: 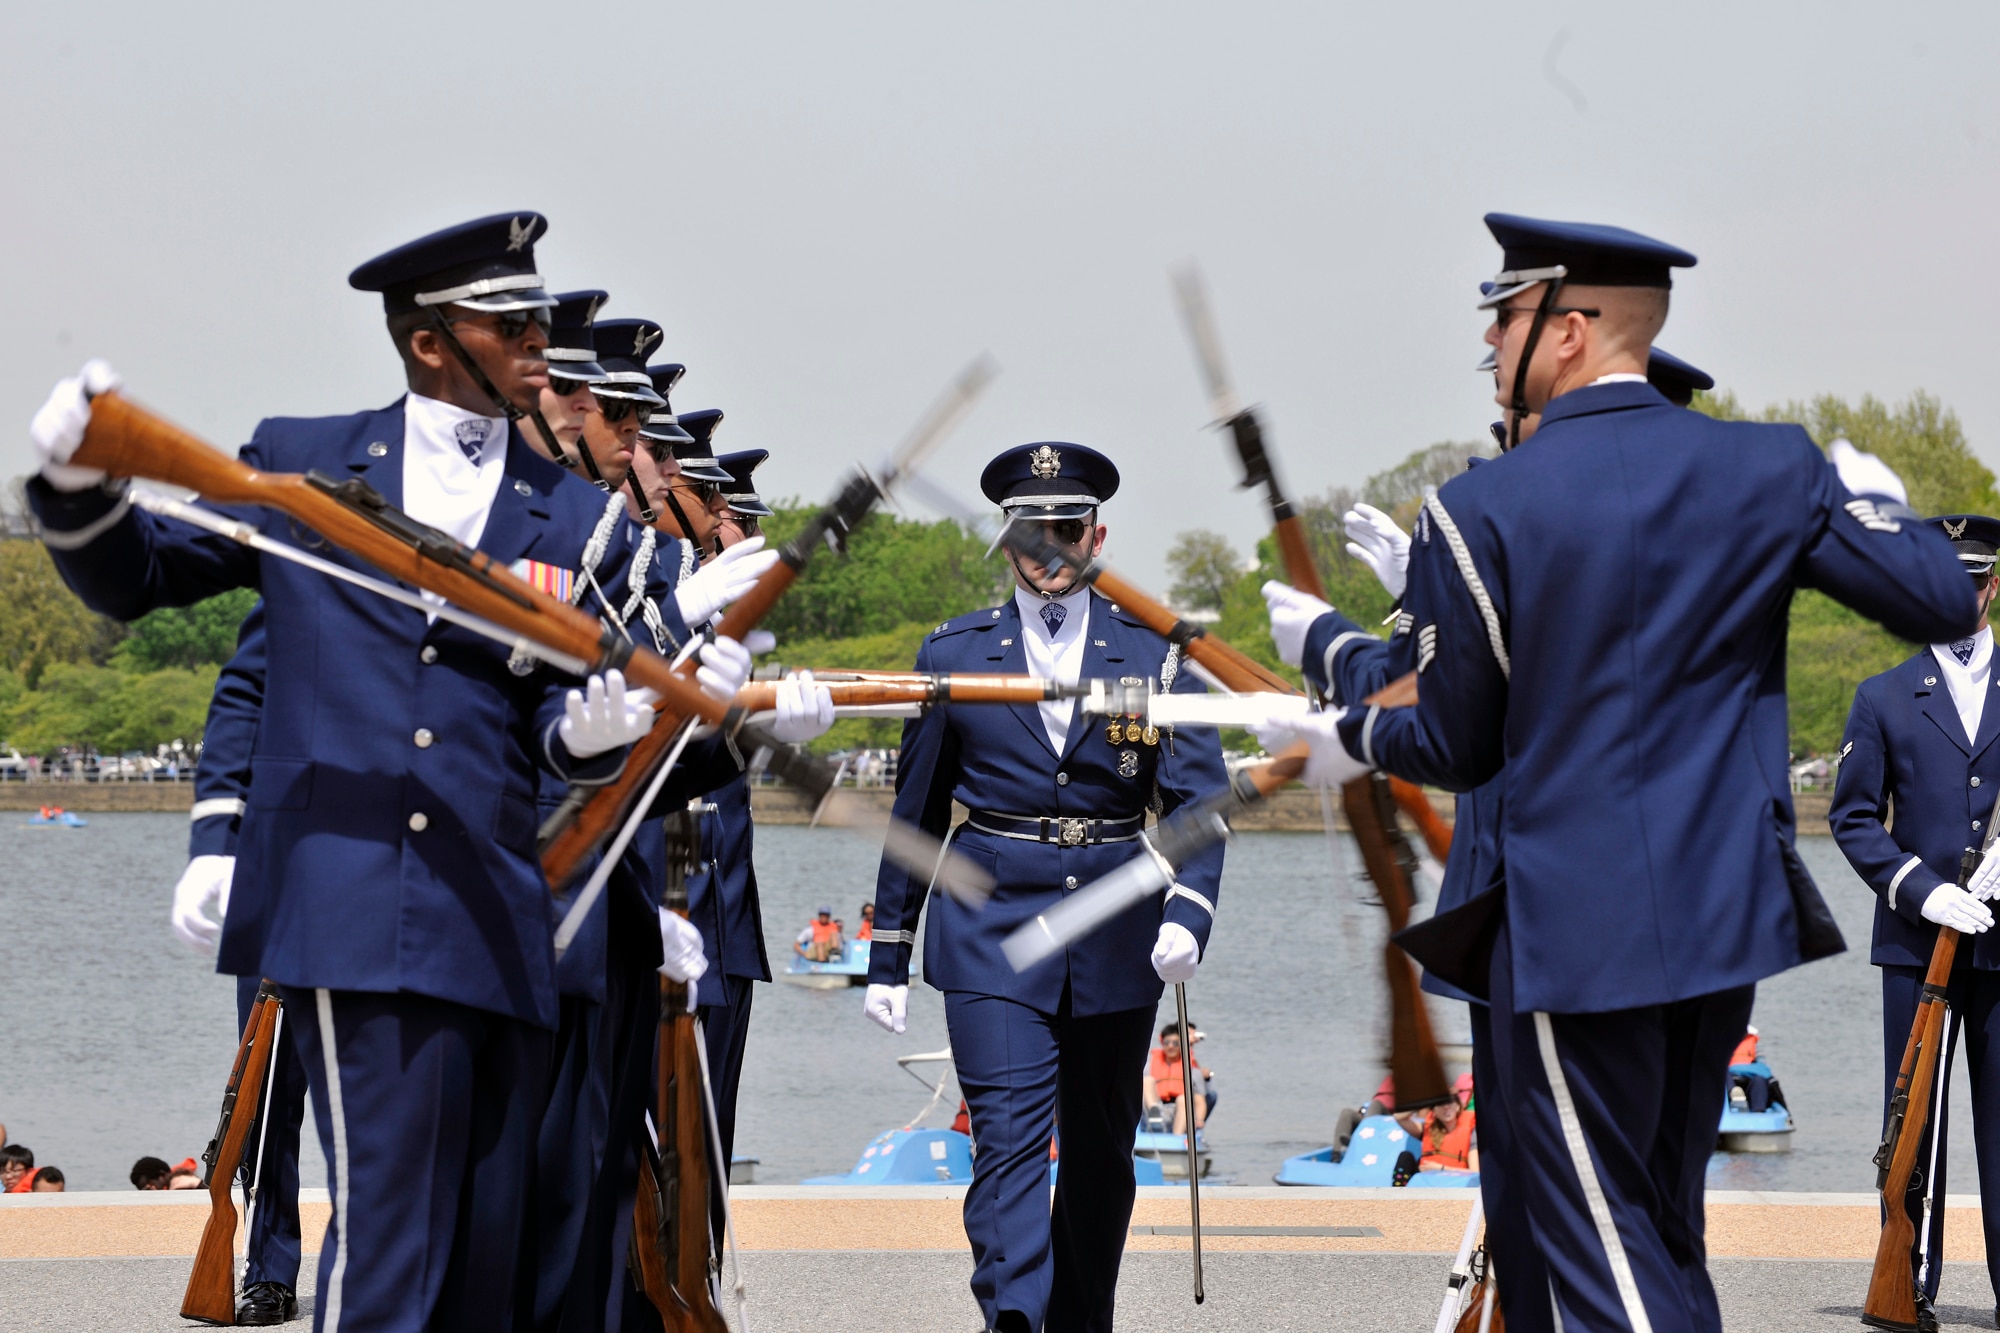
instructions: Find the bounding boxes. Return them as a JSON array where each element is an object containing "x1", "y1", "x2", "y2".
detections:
[
  {"x1": 131, "y1": 1157, "x2": 174, "y2": 1190},
  {"x1": 1, "y1": 1144, "x2": 32, "y2": 1192},
  {"x1": 29, "y1": 1167, "x2": 64, "y2": 1192}
]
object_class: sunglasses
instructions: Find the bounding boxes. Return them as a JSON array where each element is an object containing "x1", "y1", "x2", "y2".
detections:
[
  {"x1": 1490, "y1": 303, "x2": 1600, "y2": 336},
  {"x1": 675, "y1": 479, "x2": 722, "y2": 505},
  {"x1": 1039, "y1": 518, "x2": 1092, "y2": 547},
  {"x1": 734, "y1": 515, "x2": 762, "y2": 537},
  {"x1": 597, "y1": 397, "x2": 651, "y2": 424},
  {"x1": 548, "y1": 374, "x2": 595, "y2": 399},
  {"x1": 453, "y1": 308, "x2": 553, "y2": 342}
]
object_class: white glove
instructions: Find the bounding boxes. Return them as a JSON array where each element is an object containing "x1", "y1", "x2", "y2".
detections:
[
  {"x1": 1968, "y1": 850, "x2": 2000, "y2": 902},
  {"x1": 1828, "y1": 438, "x2": 1909, "y2": 506},
  {"x1": 1262, "y1": 580, "x2": 1335, "y2": 670},
  {"x1": 1151, "y1": 921, "x2": 1201, "y2": 983},
  {"x1": 169, "y1": 854, "x2": 234, "y2": 953},
  {"x1": 696, "y1": 632, "x2": 774, "y2": 703},
  {"x1": 1252, "y1": 705, "x2": 1372, "y2": 788},
  {"x1": 863, "y1": 983, "x2": 909, "y2": 1034},
  {"x1": 1921, "y1": 883, "x2": 1993, "y2": 934},
  {"x1": 657, "y1": 908, "x2": 710, "y2": 983},
  {"x1": 1343, "y1": 502, "x2": 1411, "y2": 599},
  {"x1": 559, "y1": 669, "x2": 660, "y2": 760},
  {"x1": 767, "y1": 670, "x2": 835, "y2": 743},
  {"x1": 674, "y1": 536, "x2": 783, "y2": 628},
  {"x1": 29, "y1": 360, "x2": 121, "y2": 491}
]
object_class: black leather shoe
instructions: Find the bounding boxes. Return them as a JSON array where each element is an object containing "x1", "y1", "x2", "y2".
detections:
[
  {"x1": 236, "y1": 1281, "x2": 298, "y2": 1326},
  {"x1": 1915, "y1": 1291, "x2": 1938, "y2": 1333}
]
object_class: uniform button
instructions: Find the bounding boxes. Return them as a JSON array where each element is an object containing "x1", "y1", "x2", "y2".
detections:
[
  {"x1": 1065, "y1": 876, "x2": 1077, "y2": 890},
  {"x1": 414, "y1": 728, "x2": 435, "y2": 749},
  {"x1": 1975, "y1": 777, "x2": 1984, "y2": 788},
  {"x1": 408, "y1": 812, "x2": 429, "y2": 832},
  {"x1": 420, "y1": 645, "x2": 438, "y2": 665},
  {"x1": 367, "y1": 441, "x2": 388, "y2": 457},
  {"x1": 1056, "y1": 772, "x2": 1069, "y2": 786},
  {"x1": 514, "y1": 479, "x2": 533, "y2": 497},
  {"x1": 1977, "y1": 821, "x2": 1984, "y2": 831}
]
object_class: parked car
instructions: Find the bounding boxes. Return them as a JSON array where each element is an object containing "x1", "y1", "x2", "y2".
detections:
[{"x1": 0, "y1": 747, "x2": 29, "y2": 781}]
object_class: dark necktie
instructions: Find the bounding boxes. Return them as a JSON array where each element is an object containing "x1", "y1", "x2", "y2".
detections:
[
  {"x1": 1952, "y1": 637, "x2": 1978, "y2": 667},
  {"x1": 1040, "y1": 602, "x2": 1066, "y2": 638}
]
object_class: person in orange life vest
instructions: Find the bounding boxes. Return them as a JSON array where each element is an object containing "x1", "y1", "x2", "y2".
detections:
[
  {"x1": 794, "y1": 906, "x2": 845, "y2": 962},
  {"x1": 858, "y1": 903, "x2": 875, "y2": 942},
  {"x1": 1399, "y1": 1073, "x2": 1479, "y2": 1173},
  {"x1": 1142, "y1": 1022, "x2": 1213, "y2": 1135},
  {"x1": 1730, "y1": 1024, "x2": 1759, "y2": 1069}
]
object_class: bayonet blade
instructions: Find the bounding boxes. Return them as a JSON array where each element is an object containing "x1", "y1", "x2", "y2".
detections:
[
  {"x1": 1171, "y1": 264, "x2": 1243, "y2": 424},
  {"x1": 873, "y1": 353, "x2": 1000, "y2": 491}
]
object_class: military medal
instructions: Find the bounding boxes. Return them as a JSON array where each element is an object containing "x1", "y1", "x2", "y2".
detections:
[
  {"x1": 1106, "y1": 719, "x2": 1125, "y2": 744},
  {"x1": 1142, "y1": 724, "x2": 1160, "y2": 747}
]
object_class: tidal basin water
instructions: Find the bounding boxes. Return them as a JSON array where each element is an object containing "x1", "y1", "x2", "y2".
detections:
[{"x1": 0, "y1": 816, "x2": 1928, "y2": 1192}]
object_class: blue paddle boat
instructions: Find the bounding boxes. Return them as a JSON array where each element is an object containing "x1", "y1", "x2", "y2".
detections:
[
  {"x1": 27, "y1": 810, "x2": 86, "y2": 828},
  {"x1": 781, "y1": 938, "x2": 870, "y2": 989},
  {"x1": 1717, "y1": 1060, "x2": 1794, "y2": 1152},
  {"x1": 1274, "y1": 1114, "x2": 1479, "y2": 1188}
]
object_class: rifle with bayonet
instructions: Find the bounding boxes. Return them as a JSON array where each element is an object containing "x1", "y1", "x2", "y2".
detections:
[
  {"x1": 182, "y1": 979, "x2": 282, "y2": 1324},
  {"x1": 1171, "y1": 265, "x2": 1451, "y2": 1109},
  {"x1": 67, "y1": 385, "x2": 990, "y2": 912},
  {"x1": 1865, "y1": 792, "x2": 2000, "y2": 1330}
]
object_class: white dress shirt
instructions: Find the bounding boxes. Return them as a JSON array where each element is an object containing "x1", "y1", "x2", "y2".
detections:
[
  {"x1": 1015, "y1": 582, "x2": 1093, "y2": 753},
  {"x1": 1931, "y1": 624, "x2": 1994, "y2": 746},
  {"x1": 402, "y1": 392, "x2": 509, "y2": 616}
]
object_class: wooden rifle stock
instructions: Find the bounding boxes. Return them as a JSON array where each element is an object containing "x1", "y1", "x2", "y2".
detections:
[
  {"x1": 69, "y1": 394, "x2": 790, "y2": 894},
  {"x1": 729, "y1": 672, "x2": 1074, "y2": 713},
  {"x1": 1864, "y1": 847, "x2": 1976, "y2": 1329},
  {"x1": 638, "y1": 810, "x2": 729, "y2": 1331},
  {"x1": 182, "y1": 980, "x2": 281, "y2": 1324}
]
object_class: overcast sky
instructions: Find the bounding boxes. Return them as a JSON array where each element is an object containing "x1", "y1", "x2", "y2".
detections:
[{"x1": 6, "y1": 1, "x2": 1998, "y2": 592}]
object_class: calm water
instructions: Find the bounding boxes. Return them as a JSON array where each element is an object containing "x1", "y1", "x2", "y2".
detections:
[{"x1": 0, "y1": 816, "x2": 1950, "y2": 1192}]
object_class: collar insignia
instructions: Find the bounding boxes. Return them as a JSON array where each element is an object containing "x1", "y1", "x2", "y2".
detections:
[
  {"x1": 506, "y1": 216, "x2": 534, "y2": 253},
  {"x1": 1029, "y1": 444, "x2": 1062, "y2": 479}
]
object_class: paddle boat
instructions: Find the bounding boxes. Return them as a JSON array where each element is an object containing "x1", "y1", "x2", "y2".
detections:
[
  {"x1": 27, "y1": 808, "x2": 86, "y2": 828},
  {"x1": 802, "y1": 1048, "x2": 1170, "y2": 1186},
  {"x1": 781, "y1": 937, "x2": 871, "y2": 989},
  {"x1": 1274, "y1": 1113, "x2": 1479, "y2": 1187},
  {"x1": 1134, "y1": 1104, "x2": 1212, "y2": 1180},
  {"x1": 1717, "y1": 1058, "x2": 1794, "y2": 1152}
]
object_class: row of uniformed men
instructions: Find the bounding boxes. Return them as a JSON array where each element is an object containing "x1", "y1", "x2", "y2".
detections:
[{"x1": 28, "y1": 211, "x2": 837, "y2": 1331}]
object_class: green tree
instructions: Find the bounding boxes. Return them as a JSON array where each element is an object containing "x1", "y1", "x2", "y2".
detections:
[
  {"x1": 6, "y1": 662, "x2": 128, "y2": 751},
  {"x1": 113, "y1": 588, "x2": 260, "y2": 671},
  {"x1": 756, "y1": 506, "x2": 1008, "y2": 643},
  {"x1": 0, "y1": 541, "x2": 123, "y2": 686},
  {"x1": 1165, "y1": 530, "x2": 1243, "y2": 612},
  {"x1": 97, "y1": 667, "x2": 220, "y2": 753}
]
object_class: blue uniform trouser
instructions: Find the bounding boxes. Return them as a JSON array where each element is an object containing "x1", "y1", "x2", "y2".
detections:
[
  {"x1": 235, "y1": 974, "x2": 307, "y2": 1291},
  {"x1": 699, "y1": 975, "x2": 756, "y2": 1169},
  {"x1": 525, "y1": 993, "x2": 613, "y2": 1332},
  {"x1": 1466, "y1": 1001, "x2": 1554, "y2": 1333},
  {"x1": 1487, "y1": 921, "x2": 1753, "y2": 1333},
  {"x1": 1880, "y1": 960, "x2": 2000, "y2": 1304},
  {"x1": 283, "y1": 986, "x2": 551, "y2": 1333},
  {"x1": 945, "y1": 989, "x2": 1153, "y2": 1333}
]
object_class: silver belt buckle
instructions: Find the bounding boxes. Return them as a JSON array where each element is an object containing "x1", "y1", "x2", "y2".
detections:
[{"x1": 1058, "y1": 817, "x2": 1087, "y2": 847}]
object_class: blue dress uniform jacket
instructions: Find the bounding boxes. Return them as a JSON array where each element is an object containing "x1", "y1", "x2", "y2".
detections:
[
  {"x1": 688, "y1": 775, "x2": 773, "y2": 998},
  {"x1": 1350, "y1": 381, "x2": 1976, "y2": 1015},
  {"x1": 28, "y1": 400, "x2": 690, "y2": 1030},
  {"x1": 1831, "y1": 650, "x2": 2000, "y2": 969},
  {"x1": 867, "y1": 592, "x2": 1229, "y2": 1016}
]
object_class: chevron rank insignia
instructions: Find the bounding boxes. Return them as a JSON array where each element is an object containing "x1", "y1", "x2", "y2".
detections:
[
  {"x1": 510, "y1": 559, "x2": 576, "y2": 601},
  {"x1": 1843, "y1": 498, "x2": 1902, "y2": 534}
]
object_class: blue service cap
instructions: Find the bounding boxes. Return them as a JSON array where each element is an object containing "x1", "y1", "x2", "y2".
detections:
[
  {"x1": 639, "y1": 363, "x2": 694, "y2": 444},
  {"x1": 980, "y1": 442, "x2": 1119, "y2": 520},
  {"x1": 349, "y1": 212, "x2": 557, "y2": 316},
  {"x1": 591, "y1": 320, "x2": 668, "y2": 405},
  {"x1": 1931, "y1": 514, "x2": 2000, "y2": 575},
  {"x1": 718, "y1": 448, "x2": 773, "y2": 517},
  {"x1": 545, "y1": 290, "x2": 608, "y2": 383},
  {"x1": 1478, "y1": 214, "x2": 1696, "y2": 309},
  {"x1": 671, "y1": 409, "x2": 736, "y2": 483},
  {"x1": 1646, "y1": 348, "x2": 1713, "y2": 406}
]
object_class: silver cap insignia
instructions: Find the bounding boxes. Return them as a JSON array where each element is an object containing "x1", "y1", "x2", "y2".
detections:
[
  {"x1": 1946, "y1": 518, "x2": 1969, "y2": 540},
  {"x1": 506, "y1": 216, "x2": 534, "y2": 253},
  {"x1": 1029, "y1": 445, "x2": 1061, "y2": 479},
  {"x1": 635, "y1": 326, "x2": 658, "y2": 357}
]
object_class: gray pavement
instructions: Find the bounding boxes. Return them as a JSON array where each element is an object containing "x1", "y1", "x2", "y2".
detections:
[{"x1": 1, "y1": 1252, "x2": 1994, "y2": 1330}]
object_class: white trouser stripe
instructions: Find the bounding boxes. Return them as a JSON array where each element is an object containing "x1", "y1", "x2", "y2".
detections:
[
  {"x1": 315, "y1": 989, "x2": 351, "y2": 1333},
  {"x1": 1888, "y1": 855, "x2": 1924, "y2": 910},
  {"x1": 1533, "y1": 1011, "x2": 1652, "y2": 1333}
]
